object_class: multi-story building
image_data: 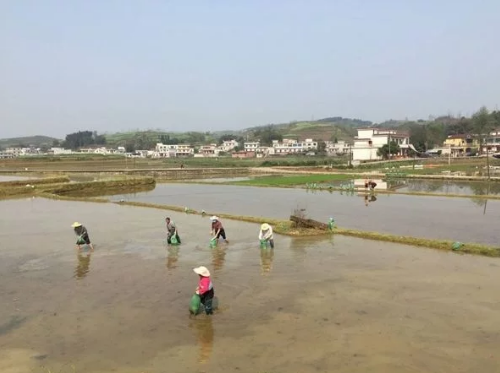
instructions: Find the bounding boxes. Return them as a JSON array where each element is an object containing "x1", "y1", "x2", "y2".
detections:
[
  {"x1": 443, "y1": 134, "x2": 480, "y2": 156},
  {"x1": 271, "y1": 138, "x2": 318, "y2": 155},
  {"x1": 155, "y1": 143, "x2": 194, "y2": 157},
  {"x1": 352, "y1": 128, "x2": 410, "y2": 161},
  {"x1": 325, "y1": 141, "x2": 350, "y2": 155},
  {"x1": 482, "y1": 130, "x2": 500, "y2": 154},
  {"x1": 200, "y1": 144, "x2": 219, "y2": 157},
  {"x1": 219, "y1": 139, "x2": 239, "y2": 152},
  {"x1": 244, "y1": 141, "x2": 260, "y2": 153}
]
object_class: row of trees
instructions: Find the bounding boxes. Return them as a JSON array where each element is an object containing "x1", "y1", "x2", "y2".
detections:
[
  {"x1": 404, "y1": 107, "x2": 500, "y2": 152},
  {"x1": 62, "y1": 131, "x2": 106, "y2": 150}
]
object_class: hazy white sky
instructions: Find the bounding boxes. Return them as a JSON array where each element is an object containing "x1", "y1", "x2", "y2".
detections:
[{"x1": 1, "y1": 0, "x2": 500, "y2": 138}]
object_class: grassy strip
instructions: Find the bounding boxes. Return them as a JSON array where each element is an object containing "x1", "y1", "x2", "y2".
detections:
[
  {"x1": 111, "y1": 201, "x2": 500, "y2": 257},
  {"x1": 230, "y1": 174, "x2": 356, "y2": 186},
  {"x1": 0, "y1": 177, "x2": 72, "y2": 198},
  {"x1": 44, "y1": 177, "x2": 156, "y2": 197}
]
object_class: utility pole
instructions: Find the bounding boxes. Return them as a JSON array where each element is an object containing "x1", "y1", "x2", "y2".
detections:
[
  {"x1": 486, "y1": 139, "x2": 490, "y2": 180},
  {"x1": 448, "y1": 144, "x2": 451, "y2": 166}
]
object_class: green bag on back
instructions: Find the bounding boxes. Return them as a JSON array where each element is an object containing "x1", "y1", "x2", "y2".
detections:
[
  {"x1": 76, "y1": 236, "x2": 86, "y2": 245},
  {"x1": 189, "y1": 294, "x2": 201, "y2": 315}
]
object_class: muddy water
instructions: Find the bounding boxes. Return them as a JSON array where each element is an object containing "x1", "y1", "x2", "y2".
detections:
[
  {"x1": 0, "y1": 175, "x2": 33, "y2": 182},
  {"x1": 1, "y1": 198, "x2": 500, "y2": 373},
  {"x1": 392, "y1": 179, "x2": 500, "y2": 196},
  {"x1": 114, "y1": 184, "x2": 500, "y2": 245}
]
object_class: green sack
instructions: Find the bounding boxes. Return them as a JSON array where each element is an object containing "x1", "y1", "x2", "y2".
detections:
[
  {"x1": 170, "y1": 235, "x2": 178, "y2": 245},
  {"x1": 189, "y1": 294, "x2": 201, "y2": 315},
  {"x1": 209, "y1": 237, "x2": 217, "y2": 248},
  {"x1": 260, "y1": 239, "x2": 268, "y2": 248},
  {"x1": 76, "y1": 236, "x2": 86, "y2": 245}
]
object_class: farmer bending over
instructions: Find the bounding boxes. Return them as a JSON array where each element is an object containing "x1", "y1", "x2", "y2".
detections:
[
  {"x1": 258, "y1": 223, "x2": 274, "y2": 248},
  {"x1": 194, "y1": 266, "x2": 215, "y2": 315},
  {"x1": 210, "y1": 216, "x2": 228, "y2": 244},
  {"x1": 72, "y1": 222, "x2": 94, "y2": 251},
  {"x1": 165, "y1": 217, "x2": 181, "y2": 244}
]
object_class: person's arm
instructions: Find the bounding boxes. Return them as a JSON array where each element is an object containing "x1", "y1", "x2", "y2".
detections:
[{"x1": 258, "y1": 230, "x2": 263, "y2": 240}]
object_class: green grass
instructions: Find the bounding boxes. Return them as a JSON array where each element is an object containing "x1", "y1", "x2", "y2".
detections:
[{"x1": 230, "y1": 174, "x2": 355, "y2": 186}]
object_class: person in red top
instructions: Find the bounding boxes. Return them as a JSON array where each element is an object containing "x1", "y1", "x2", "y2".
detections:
[
  {"x1": 210, "y1": 216, "x2": 229, "y2": 244},
  {"x1": 194, "y1": 266, "x2": 214, "y2": 315}
]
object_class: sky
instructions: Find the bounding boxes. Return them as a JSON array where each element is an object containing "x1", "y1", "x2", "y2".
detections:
[{"x1": 1, "y1": 0, "x2": 500, "y2": 139}]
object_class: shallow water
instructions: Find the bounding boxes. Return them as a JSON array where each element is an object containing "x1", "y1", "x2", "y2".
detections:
[
  {"x1": 0, "y1": 175, "x2": 33, "y2": 182},
  {"x1": 390, "y1": 179, "x2": 500, "y2": 195},
  {"x1": 1, "y1": 198, "x2": 499, "y2": 373},
  {"x1": 114, "y1": 184, "x2": 500, "y2": 245}
]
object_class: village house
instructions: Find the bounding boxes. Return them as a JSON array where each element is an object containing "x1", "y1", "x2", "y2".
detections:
[
  {"x1": 482, "y1": 129, "x2": 500, "y2": 154},
  {"x1": 154, "y1": 143, "x2": 194, "y2": 157},
  {"x1": 200, "y1": 144, "x2": 219, "y2": 157},
  {"x1": 352, "y1": 128, "x2": 410, "y2": 161},
  {"x1": 219, "y1": 139, "x2": 239, "y2": 152},
  {"x1": 442, "y1": 134, "x2": 480, "y2": 156},
  {"x1": 325, "y1": 140, "x2": 350, "y2": 155},
  {"x1": 244, "y1": 141, "x2": 260, "y2": 153},
  {"x1": 271, "y1": 138, "x2": 318, "y2": 155}
]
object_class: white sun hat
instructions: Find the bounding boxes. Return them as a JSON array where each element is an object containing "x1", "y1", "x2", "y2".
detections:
[
  {"x1": 193, "y1": 266, "x2": 211, "y2": 277},
  {"x1": 210, "y1": 216, "x2": 219, "y2": 221}
]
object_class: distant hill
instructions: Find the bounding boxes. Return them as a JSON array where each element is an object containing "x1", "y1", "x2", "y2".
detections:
[
  {"x1": 243, "y1": 117, "x2": 371, "y2": 141},
  {"x1": 0, "y1": 135, "x2": 60, "y2": 149}
]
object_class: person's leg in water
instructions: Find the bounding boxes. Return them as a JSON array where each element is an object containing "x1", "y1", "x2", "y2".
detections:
[
  {"x1": 269, "y1": 239, "x2": 274, "y2": 249},
  {"x1": 166, "y1": 233, "x2": 172, "y2": 245},
  {"x1": 175, "y1": 233, "x2": 181, "y2": 244},
  {"x1": 217, "y1": 229, "x2": 229, "y2": 244},
  {"x1": 82, "y1": 233, "x2": 94, "y2": 252},
  {"x1": 200, "y1": 289, "x2": 215, "y2": 315}
]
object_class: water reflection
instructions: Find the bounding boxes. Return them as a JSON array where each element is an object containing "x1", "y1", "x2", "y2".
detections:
[
  {"x1": 392, "y1": 179, "x2": 500, "y2": 196},
  {"x1": 260, "y1": 248, "x2": 274, "y2": 275},
  {"x1": 364, "y1": 194, "x2": 377, "y2": 207},
  {"x1": 189, "y1": 317, "x2": 215, "y2": 364},
  {"x1": 211, "y1": 247, "x2": 226, "y2": 276},
  {"x1": 166, "y1": 246, "x2": 180, "y2": 271},
  {"x1": 74, "y1": 251, "x2": 92, "y2": 279}
]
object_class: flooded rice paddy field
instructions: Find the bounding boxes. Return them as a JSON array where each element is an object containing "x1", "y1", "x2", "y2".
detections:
[
  {"x1": 115, "y1": 184, "x2": 500, "y2": 246},
  {"x1": 0, "y1": 175, "x2": 35, "y2": 182},
  {"x1": 1, "y1": 198, "x2": 499, "y2": 373}
]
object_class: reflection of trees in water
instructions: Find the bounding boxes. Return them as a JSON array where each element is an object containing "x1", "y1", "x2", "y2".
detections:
[
  {"x1": 260, "y1": 248, "x2": 274, "y2": 275},
  {"x1": 75, "y1": 252, "x2": 91, "y2": 279},
  {"x1": 469, "y1": 182, "x2": 500, "y2": 196},
  {"x1": 166, "y1": 246, "x2": 180, "y2": 270},
  {"x1": 189, "y1": 317, "x2": 215, "y2": 364},
  {"x1": 211, "y1": 247, "x2": 226, "y2": 275}
]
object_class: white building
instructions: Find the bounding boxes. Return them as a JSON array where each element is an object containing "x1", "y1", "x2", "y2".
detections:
[
  {"x1": 272, "y1": 138, "x2": 318, "y2": 155},
  {"x1": 325, "y1": 141, "x2": 350, "y2": 155},
  {"x1": 5, "y1": 147, "x2": 25, "y2": 156},
  {"x1": 219, "y1": 139, "x2": 239, "y2": 152},
  {"x1": 200, "y1": 144, "x2": 220, "y2": 157},
  {"x1": 155, "y1": 143, "x2": 194, "y2": 157},
  {"x1": 352, "y1": 128, "x2": 410, "y2": 161},
  {"x1": 50, "y1": 147, "x2": 72, "y2": 155},
  {"x1": 482, "y1": 129, "x2": 500, "y2": 154},
  {"x1": 244, "y1": 141, "x2": 260, "y2": 152}
]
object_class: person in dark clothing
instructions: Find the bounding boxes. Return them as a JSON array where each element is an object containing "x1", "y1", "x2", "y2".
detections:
[
  {"x1": 165, "y1": 217, "x2": 181, "y2": 244},
  {"x1": 364, "y1": 180, "x2": 377, "y2": 190},
  {"x1": 72, "y1": 222, "x2": 94, "y2": 251},
  {"x1": 210, "y1": 216, "x2": 228, "y2": 244}
]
